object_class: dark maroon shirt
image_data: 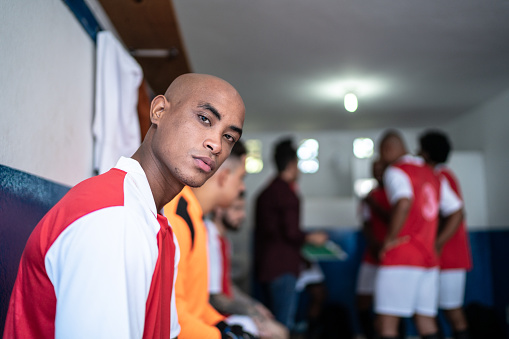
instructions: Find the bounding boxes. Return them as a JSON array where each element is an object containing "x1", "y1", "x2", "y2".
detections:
[{"x1": 254, "y1": 176, "x2": 306, "y2": 282}]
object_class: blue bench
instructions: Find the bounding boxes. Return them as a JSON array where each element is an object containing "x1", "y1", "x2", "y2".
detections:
[{"x1": 0, "y1": 164, "x2": 69, "y2": 335}]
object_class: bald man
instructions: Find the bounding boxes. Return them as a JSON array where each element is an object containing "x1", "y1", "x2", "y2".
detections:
[
  {"x1": 374, "y1": 130, "x2": 463, "y2": 339},
  {"x1": 3, "y1": 73, "x2": 245, "y2": 339}
]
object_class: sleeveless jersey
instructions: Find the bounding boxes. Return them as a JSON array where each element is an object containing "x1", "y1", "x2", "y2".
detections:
[
  {"x1": 382, "y1": 156, "x2": 441, "y2": 268},
  {"x1": 437, "y1": 166, "x2": 472, "y2": 270},
  {"x1": 362, "y1": 187, "x2": 391, "y2": 264}
]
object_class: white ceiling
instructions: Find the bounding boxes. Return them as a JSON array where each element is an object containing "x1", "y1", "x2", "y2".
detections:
[{"x1": 172, "y1": 0, "x2": 509, "y2": 132}]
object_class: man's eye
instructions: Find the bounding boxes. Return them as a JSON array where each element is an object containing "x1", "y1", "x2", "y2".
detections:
[
  {"x1": 199, "y1": 115, "x2": 210, "y2": 125},
  {"x1": 224, "y1": 134, "x2": 236, "y2": 143}
]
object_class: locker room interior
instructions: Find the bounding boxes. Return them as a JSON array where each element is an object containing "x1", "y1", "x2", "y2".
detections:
[{"x1": 2, "y1": 0, "x2": 509, "y2": 338}]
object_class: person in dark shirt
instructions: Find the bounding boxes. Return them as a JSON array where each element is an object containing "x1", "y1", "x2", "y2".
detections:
[{"x1": 254, "y1": 138, "x2": 328, "y2": 332}]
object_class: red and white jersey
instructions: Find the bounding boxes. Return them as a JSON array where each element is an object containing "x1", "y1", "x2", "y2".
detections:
[
  {"x1": 361, "y1": 186, "x2": 391, "y2": 264},
  {"x1": 382, "y1": 155, "x2": 462, "y2": 268},
  {"x1": 3, "y1": 157, "x2": 180, "y2": 339},
  {"x1": 206, "y1": 219, "x2": 233, "y2": 299},
  {"x1": 436, "y1": 165, "x2": 472, "y2": 270}
]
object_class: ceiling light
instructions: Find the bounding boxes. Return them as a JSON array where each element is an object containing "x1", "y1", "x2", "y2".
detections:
[
  {"x1": 353, "y1": 138, "x2": 374, "y2": 158},
  {"x1": 344, "y1": 93, "x2": 358, "y2": 112}
]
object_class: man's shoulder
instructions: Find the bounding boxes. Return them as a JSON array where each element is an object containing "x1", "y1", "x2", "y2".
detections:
[{"x1": 51, "y1": 169, "x2": 128, "y2": 221}]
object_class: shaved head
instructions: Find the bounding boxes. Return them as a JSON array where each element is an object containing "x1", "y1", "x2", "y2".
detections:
[
  {"x1": 164, "y1": 73, "x2": 244, "y2": 115},
  {"x1": 379, "y1": 130, "x2": 407, "y2": 165}
]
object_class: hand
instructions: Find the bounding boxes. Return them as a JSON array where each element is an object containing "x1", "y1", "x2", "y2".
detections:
[
  {"x1": 255, "y1": 319, "x2": 289, "y2": 339},
  {"x1": 435, "y1": 241, "x2": 444, "y2": 256},
  {"x1": 378, "y1": 235, "x2": 410, "y2": 261},
  {"x1": 306, "y1": 231, "x2": 328, "y2": 246},
  {"x1": 253, "y1": 302, "x2": 273, "y2": 320}
]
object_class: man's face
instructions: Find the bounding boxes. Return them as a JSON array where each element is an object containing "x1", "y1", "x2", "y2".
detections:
[
  {"x1": 223, "y1": 196, "x2": 246, "y2": 231},
  {"x1": 287, "y1": 159, "x2": 299, "y2": 183},
  {"x1": 380, "y1": 137, "x2": 403, "y2": 165},
  {"x1": 219, "y1": 156, "x2": 247, "y2": 209},
  {"x1": 152, "y1": 81, "x2": 245, "y2": 188}
]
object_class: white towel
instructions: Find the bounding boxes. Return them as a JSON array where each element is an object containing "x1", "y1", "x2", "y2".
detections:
[{"x1": 93, "y1": 31, "x2": 143, "y2": 174}]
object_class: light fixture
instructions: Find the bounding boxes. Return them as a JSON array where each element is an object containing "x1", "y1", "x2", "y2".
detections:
[
  {"x1": 344, "y1": 93, "x2": 358, "y2": 113},
  {"x1": 353, "y1": 138, "x2": 374, "y2": 159},
  {"x1": 297, "y1": 139, "x2": 319, "y2": 174}
]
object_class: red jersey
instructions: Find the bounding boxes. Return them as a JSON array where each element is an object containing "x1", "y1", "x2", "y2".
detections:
[
  {"x1": 3, "y1": 157, "x2": 179, "y2": 339},
  {"x1": 383, "y1": 155, "x2": 443, "y2": 268},
  {"x1": 362, "y1": 187, "x2": 391, "y2": 264},
  {"x1": 206, "y1": 219, "x2": 233, "y2": 299},
  {"x1": 437, "y1": 166, "x2": 473, "y2": 270}
]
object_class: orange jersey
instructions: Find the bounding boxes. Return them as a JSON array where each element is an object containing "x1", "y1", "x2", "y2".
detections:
[{"x1": 164, "y1": 186, "x2": 224, "y2": 339}]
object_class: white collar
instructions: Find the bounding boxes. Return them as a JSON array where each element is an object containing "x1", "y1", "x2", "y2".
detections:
[{"x1": 114, "y1": 157, "x2": 157, "y2": 217}]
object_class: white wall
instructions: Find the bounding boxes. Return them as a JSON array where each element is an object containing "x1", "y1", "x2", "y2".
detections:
[
  {"x1": 448, "y1": 152, "x2": 488, "y2": 229},
  {"x1": 0, "y1": 0, "x2": 95, "y2": 186},
  {"x1": 243, "y1": 128, "x2": 422, "y2": 200},
  {"x1": 445, "y1": 88, "x2": 509, "y2": 228}
]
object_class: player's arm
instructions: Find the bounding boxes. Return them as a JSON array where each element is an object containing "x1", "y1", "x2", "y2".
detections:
[
  {"x1": 231, "y1": 285, "x2": 274, "y2": 321},
  {"x1": 363, "y1": 194, "x2": 390, "y2": 224},
  {"x1": 361, "y1": 203, "x2": 382, "y2": 262},
  {"x1": 210, "y1": 285, "x2": 272, "y2": 321},
  {"x1": 209, "y1": 292, "x2": 250, "y2": 316},
  {"x1": 381, "y1": 198, "x2": 411, "y2": 254},
  {"x1": 380, "y1": 166, "x2": 412, "y2": 259},
  {"x1": 435, "y1": 178, "x2": 464, "y2": 254}
]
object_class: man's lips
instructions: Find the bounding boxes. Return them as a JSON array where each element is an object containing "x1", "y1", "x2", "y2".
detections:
[{"x1": 194, "y1": 156, "x2": 216, "y2": 173}]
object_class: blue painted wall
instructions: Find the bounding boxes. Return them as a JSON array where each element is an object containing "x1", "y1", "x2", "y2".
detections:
[{"x1": 313, "y1": 228, "x2": 509, "y2": 337}]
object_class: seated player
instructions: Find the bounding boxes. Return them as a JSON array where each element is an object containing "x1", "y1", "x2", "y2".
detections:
[
  {"x1": 207, "y1": 191, "x2": 289, "y2": 339},
  {"x1": 164, "y1": 141, "x2": 258, "y2": 339}
]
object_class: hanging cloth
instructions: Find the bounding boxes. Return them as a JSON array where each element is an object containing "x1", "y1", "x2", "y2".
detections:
[{"x1": 93, "y1": 31, "x2": 143, "y2": 174}]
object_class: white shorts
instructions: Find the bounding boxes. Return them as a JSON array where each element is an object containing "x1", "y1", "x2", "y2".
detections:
[
  {"x1": 226, "y1": 315, "x2": 259, "y2": 336},
  {"x1": 374, "y1": 266, "x2": 439, "y2": 317},
  {"x1": 439, "y1": 269, "x2": 467, "y2": 310},
  {"x1": 296, "y1": 262, "x2": 325, "y2": 292},
  {"x1": 356, "y1": 262, "x2": 378, "y2": 295}
]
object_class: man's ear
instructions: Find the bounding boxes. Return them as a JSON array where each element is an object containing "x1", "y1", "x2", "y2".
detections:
[
  {"x1": 149, "y1": 95, "x2": 168, "y2": 126},
  {"x1": 216, "y1": 168, "x2": 231, "y2": 188}
]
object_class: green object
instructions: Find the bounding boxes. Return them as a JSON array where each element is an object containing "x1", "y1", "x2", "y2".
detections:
[{"x1": 301, "y1": 240, "x2": 348, "y2": 261}]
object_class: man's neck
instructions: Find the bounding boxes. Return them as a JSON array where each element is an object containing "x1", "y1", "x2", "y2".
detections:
[
  {"x1": 278, "y1": 172, "x2": 294, "y2": 184},
  {"x1": 191, "y1": 186, "x2": 216, "y2": 215},
  {"x1": 131, "y1": 142, "x2": 184, "y2": 212},
  {"x1": 213, "y1": 215, "x2": 226, "y2": 236}
]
